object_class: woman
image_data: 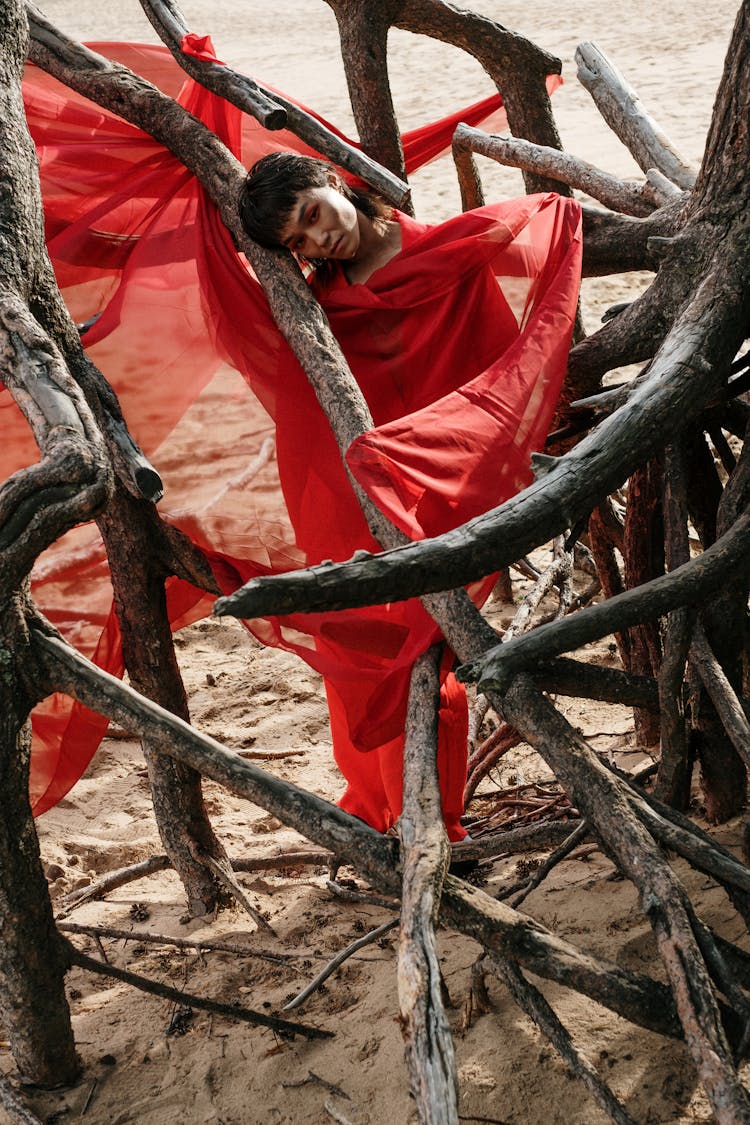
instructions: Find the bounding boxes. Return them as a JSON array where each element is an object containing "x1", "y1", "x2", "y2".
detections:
[
  {"x1": 14, "y1": 41, "x2": 580, "y2": 833},
  {"x1": 234, "y1": 151, "x2": 583, "y2": 840}
]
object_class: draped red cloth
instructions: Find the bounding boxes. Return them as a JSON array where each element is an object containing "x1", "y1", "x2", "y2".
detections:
[{"x1": 12, "y1": 43, "x2": 580, "y2": 834}]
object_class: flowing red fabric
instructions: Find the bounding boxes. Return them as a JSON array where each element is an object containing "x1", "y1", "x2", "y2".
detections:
[{"x1": 11, "y1": 43, "x2": 581, "y2": 835}]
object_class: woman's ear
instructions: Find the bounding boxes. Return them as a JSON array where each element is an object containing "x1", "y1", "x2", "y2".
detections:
[{"x1": 327, "y1": 170, "x2": 343, "y2": 192}]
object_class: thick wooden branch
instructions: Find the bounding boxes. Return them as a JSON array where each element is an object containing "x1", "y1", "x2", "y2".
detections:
[
  {"x1": 131, "y1": 0, "x2": 410, "y2": 206},
  {"x1": 655, "y1": 443, "x2": 693, "y2": 806},
  {"x1": 486, "y1": 956, "x2": 636, "y2": 1125},
  {"x1": 325, "y1": 0, "x2": 409, "y2": 186},
  {"x1": 459, "y1": 509, "x2": 750, "y2": 694},
  {"x1": 691, "y1": 623, "x2": 750, "y2": 771},
  {"x1": 398, "y1": 648, "x2": 457, "y2": 1123},
  {"x1": 532, "y1": 657, "x2": 659, "y2": 711},
  {"x1": 137, "y1": 0, "x2": 286, "y2": 127},
  {"x1": 0, "y1": 1075, "x2": 42, "y2": 1125},
  {"x1": 0, "y1": 296, "x2": 111, "y2": 587},
  {"x1": 453, "y1": 124, "x2": 656, "y2": 217},
  {"x1": 575, "y1": 41, "x2": 697, "y2": 190},
  {"x1": 579, "y1": 198, "x2": 681, "y2": 277},
  {"x1": 31, "y1": 626, "x2": 682, "y2": 1039}
]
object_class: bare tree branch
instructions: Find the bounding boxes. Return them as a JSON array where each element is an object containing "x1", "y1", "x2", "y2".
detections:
[{"x1": 575, "y1": 41, "x2": 697, "y2": 189}]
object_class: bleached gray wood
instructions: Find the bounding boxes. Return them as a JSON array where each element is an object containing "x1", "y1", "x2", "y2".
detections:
[
  {"x1": 453, "y1": 123, "x2": 657, "y2": 216},
  {"x1": 576, "y1": 41, "x2": 697, "y2": 189},
  {"x1": 398, "y1": 649, "x2": 458, "y2": 1125}
]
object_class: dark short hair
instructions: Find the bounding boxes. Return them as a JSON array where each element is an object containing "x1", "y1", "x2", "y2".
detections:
[{"x1": 239, "y1": 152, "x2": 390, "y2": 250}]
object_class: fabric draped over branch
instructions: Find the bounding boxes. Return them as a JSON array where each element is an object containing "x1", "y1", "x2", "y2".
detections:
[{"x1": 7, "y1": 42, "x2": 580, "y2": 822}]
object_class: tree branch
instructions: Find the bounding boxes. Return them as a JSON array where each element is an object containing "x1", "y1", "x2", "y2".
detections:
[
  {"x1": 31, "y1": 625, "x2": 682, "y2": 1039},
  {"x1": 398, "y1": 648, "x2": 457, "y2": 1123},
  {"x1": 575, "y1": 41, "x2": 697, "y2": 189},
  {"x1": 453, "y1": 124, "x2": 657, "y2": 216},
  {"x1": 459, "y1": 508, "x2": 750, "y2": 694}
]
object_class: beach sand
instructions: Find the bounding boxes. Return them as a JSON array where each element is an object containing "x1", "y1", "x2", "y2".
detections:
[{"x1": 4, "y1": 2, "x2": 747, "y2": 1122}]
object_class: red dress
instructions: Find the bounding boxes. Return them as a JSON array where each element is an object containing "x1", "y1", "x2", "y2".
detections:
[{"x1": 9, "y1": 43, "x2": 581, "y2": 835}]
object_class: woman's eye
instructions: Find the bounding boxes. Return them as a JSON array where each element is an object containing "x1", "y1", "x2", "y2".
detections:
[{"x1": 308, "y1": 207, "x2": 318, "y2": 224}]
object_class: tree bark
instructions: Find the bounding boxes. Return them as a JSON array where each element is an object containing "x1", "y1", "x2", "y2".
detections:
[
  {"x1": 622, "y1": 460, "x2": 663, "y2": 745},
  {"x1": 398, "y1": 648, "x2": 458, "y2": 1123},
  {"x1": 0, "y1": 596, "x2": 77, "y2": 1086},
  {"x1": 325, "y1": 0, "x2": 409, "y2": 188},
  {"x1": 97, "y1": 483, "x2": 228, "y2": 916}
]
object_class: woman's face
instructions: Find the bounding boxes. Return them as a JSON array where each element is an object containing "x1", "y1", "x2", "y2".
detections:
[{"x1": 278, "y1": 182, "x2": 361, "y2": 260}]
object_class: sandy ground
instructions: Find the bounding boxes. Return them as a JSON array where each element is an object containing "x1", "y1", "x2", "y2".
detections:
[{"x1": 3, "y1": 2, "x2": 748, "y2": 1123}]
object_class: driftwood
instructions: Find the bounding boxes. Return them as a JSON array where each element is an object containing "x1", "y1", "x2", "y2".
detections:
[
  {"x1": 575, "y1": 41, "x2": 697, "y2": 189},
  {"x1": 397, "y1": 648, "x2": 457, "y2": 1123},
  {"x1": 485, "y1": 955, "x2": 636, "y2": 1125},
  {"x1": 131, "y1": 0, "x2": 410, "y2": 206},
  {"x1": 459, "y1": 510, "x2": 750, "y2": 693},
  {"x1": 453, "y1": 123, "x2": 658, "y2": 216},
  {"x1": 0, "y1": 1074, "x2": 42, "y2": 1125},
  {"x1": 32, "y1": 628, "x2": 683, "y2": 1042},
  {"x1": 508, "y1": 820, "x2": 591, "y2": 908}
]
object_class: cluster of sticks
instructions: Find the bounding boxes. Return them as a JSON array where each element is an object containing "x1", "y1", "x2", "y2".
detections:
[{"x1": 3, "y1": 1, "x2": 750, "y2": 1123}]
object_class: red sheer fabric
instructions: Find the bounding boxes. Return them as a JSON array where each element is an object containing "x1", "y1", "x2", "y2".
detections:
[{"x1": 12, "y1": 43, "x2": 581, "y2": 834}]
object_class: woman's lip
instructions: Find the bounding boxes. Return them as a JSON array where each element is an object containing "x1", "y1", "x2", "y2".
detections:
[{"x1": 331, "y1": 236, "x2": 344, "y2": 255}]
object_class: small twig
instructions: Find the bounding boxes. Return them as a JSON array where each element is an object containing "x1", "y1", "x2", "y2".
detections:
[
  {"x1": 459, "y1": 956, "x2": 494, "y2": 1033},
  {"x1": 58, "y1": 921, "x2": 316, "y2": 964},
  {"x1": 237, "y1": 748, "x2": 308, "y2": 760},
  {"x1": 464, "y1": 722, "x2": 522, "y2": 805},
  {"x1": 503, "y1": 540, "x2": 570, "y2": 642},
  {"x1": 283, "y1": 919, "x2": 398, "y2": 1011},
  {"x1": 57, "y1": 851, "x2": 333, "y2": 917},
  {"x1": 458, "y1": 1116, "x2": 511, "y2": 1124},
  {"x1": 57, "y1": 855, "x2": 171, "y2": 916},
  {"x1": 281, "y1": 1071, "x2": 351, "y2": 1100},
  {"x1": 93, "y1": 934, "x2": 109, "y2": 963},
  {"x1": 64, "y1": 939, "x2": 331, "y2": 1039},
  {"x1": 197, "y1": 851, "x2": 275, "y2": 934},
  {"x1": 452, "y1": 820, "x2": 585, "y2": 863},
  {"x1": 508, "y1": 821, "x2": 592, "y2": 907},
  {"x1": 80, "y1": 1078, "x2": 98, "y2": 1117},
  {"x1": 511, "y1": 557, "x2": 541, "y2": 581}
]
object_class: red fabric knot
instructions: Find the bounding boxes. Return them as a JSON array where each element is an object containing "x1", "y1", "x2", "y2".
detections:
[{"x1": 180, "y1": 33, "x2": 225, "y2": 65}]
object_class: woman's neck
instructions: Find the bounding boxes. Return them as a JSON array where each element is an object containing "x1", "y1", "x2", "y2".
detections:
[{"x1": 345, "y1": 213, "x2": 402, "y2": 284}]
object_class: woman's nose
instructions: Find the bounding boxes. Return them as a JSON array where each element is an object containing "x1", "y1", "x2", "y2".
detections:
[{"x1": 309, "y1": 225, "x2": 328, "y2": 253}]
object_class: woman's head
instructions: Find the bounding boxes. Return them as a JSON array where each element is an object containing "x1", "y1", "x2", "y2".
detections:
[{"x1": 239, "y1": 152, "x2": 390, "y2": 261}]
